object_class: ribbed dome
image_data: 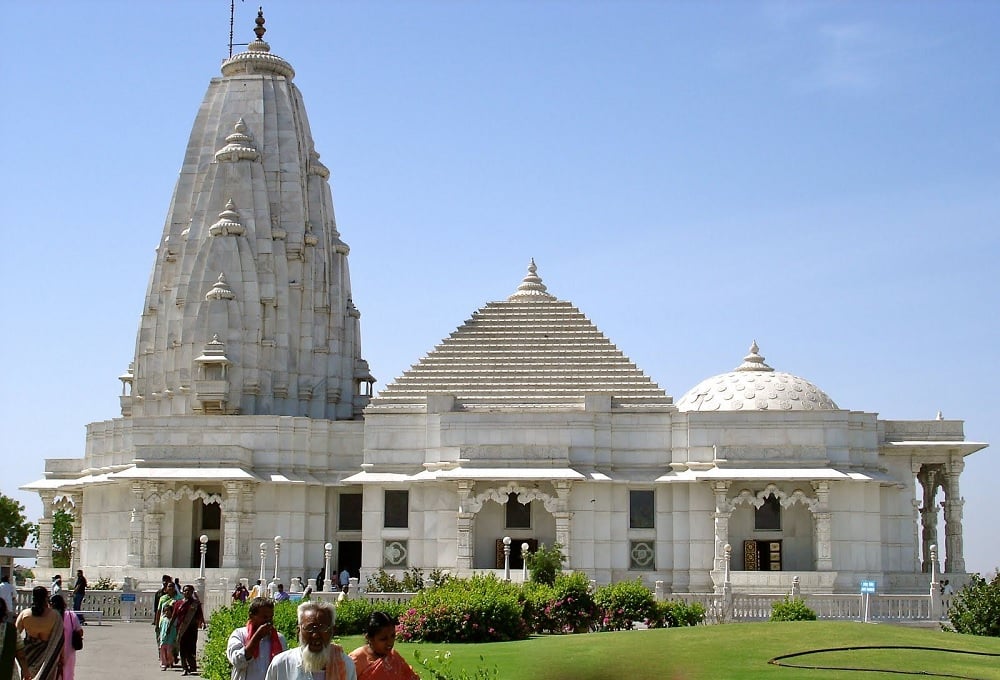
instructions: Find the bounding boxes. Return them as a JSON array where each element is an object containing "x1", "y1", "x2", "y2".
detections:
[{"x1": 676, "y1": 342, "x2": 838, "y2": 412}]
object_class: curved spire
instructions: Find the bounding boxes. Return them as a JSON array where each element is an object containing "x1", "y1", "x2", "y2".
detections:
[
  {"x1": 734, "y1": 340, "x2": 775, "y2": 372},
  {"x1": 508, "y1": 258, "x2": 554, "y2": 300},
  {"x1": 221, "y1": 8, "x2": 295, "y2": 79}
]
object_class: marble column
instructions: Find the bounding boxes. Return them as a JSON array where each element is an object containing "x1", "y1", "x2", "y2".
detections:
[
  {"x1": 127, "y1": 482, "x2": 146, "y2": 568},
  {"x1": 36, "y1": 491, "x2": 55, "y2": 568},
  {"x1": 810, "y1": 481, "x2": 833, "y2": 571},
  {"x1": 710, "y1": 481, "x2": 732, "y2": 572},
  {"x1": 917, "y1": 465, "x2": 942, "y2": 573},
  {"x1": 223, "y1": 481, "x2": 243, "y2": 568},
  {"x1": 943, "y1": 458, "x2": 966, "y2": 573},
  {"x1": 456, "y1": 481, "x2": 475, "y2": 571},
  {"x1": 143, "y1": 512, "x2": 164, "y2": 567},
  {"x1": 552, "y1": 481, "x2": 573, "y2": 564}
]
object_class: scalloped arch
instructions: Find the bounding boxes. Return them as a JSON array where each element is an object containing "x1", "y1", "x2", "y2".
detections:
[
  {"x1": 467, "y1": 483, "x2": 559, "y2": 514},
  {"x1": 731, "y1": 483, "x2": 817, "y2": 511},
  {"x1": 146, "y1": 485, "x2": 224, "y2": 509}
]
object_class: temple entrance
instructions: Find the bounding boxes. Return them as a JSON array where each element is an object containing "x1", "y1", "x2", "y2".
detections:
[{"x1": 338, "y1": 541, "x2": 362, "y2": 582}]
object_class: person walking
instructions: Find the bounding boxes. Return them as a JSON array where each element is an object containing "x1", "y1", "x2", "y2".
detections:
[
  {"x1": 264, "y1": 601, "x2": 355, "y2": 680},
  {"x1": 227, "y1": 597, "x2": 286, "y2": 680},
  {"x1": 158, "y1": 602, "x2": 177, "y2": 671},
  {"x1": 0, "y1": 576, "x2": 14, "y2": 624},
  {"x1": 0, "y1": 597, "x2": 31, "y2": 680},
  {"x1": 15, "y1": 586, "x2": 62, "y2": 680},
  {"x1": 49, "y1": 594, "x2": 83, "y2": 680},
  {"x1": 72, "y1": 570, "x2": 88, "y2": 624},
  {"x1": 49, "y1": 576, "x2": 62, "y2": 597},
  {"x1": 349, "y1": 611, "x2": 419, "y2": 680},
  {"x1": 172, "y1": 584, "x2": 205, "y2": 676}
]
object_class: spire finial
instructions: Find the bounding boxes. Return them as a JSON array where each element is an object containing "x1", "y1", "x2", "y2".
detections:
[
  {"x1": 254, "y1": 7, "x2": 266, "y2": 41},
  {"x1": 735, "y1": 340, "x2": 775, "y2": 372},
  {"x1": 508, "y1": 258, "x2": 554, "y2": 300}
]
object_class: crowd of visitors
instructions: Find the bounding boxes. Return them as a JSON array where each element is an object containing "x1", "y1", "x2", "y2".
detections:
[{"x1": 2, "y1": 574, "x2": 406, "y2": 680}]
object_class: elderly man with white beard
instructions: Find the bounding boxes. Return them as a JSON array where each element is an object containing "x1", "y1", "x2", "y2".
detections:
[{"x1": 264, "y1": 601, "x2": 356, "y2": 680}]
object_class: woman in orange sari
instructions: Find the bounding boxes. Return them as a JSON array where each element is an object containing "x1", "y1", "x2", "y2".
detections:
[{"x1": 349, "y1": 612, "x2": 418, "y2": 680}]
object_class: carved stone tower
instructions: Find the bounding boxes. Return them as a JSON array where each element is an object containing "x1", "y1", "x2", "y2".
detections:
[{"x1": 124, "y1": 11, "x2": 373, "y2": 419}]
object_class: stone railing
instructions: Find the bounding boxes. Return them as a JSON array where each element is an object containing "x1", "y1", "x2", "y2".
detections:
[{"x1": 666, "y1": 591, "x2": 930, "y2": 623}]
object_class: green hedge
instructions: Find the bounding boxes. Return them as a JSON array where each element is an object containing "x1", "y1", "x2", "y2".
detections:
[{"x1": 202, "y1": 601, "x2": 300, "y2": 680}]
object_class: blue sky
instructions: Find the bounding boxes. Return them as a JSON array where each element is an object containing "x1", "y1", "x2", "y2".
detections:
[{"x1": 2, "y1": 1, "x2": 997, "y2": 576}]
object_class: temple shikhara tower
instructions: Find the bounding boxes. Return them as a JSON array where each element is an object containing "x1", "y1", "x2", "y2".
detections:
[{"x1": 25, "y1": 13, "x2": 986, "y2": 596}]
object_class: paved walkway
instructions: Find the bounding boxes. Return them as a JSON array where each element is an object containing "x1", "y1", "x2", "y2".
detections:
[{"x1": 74, "y1": 621, "x2": 208, "y2": 680}]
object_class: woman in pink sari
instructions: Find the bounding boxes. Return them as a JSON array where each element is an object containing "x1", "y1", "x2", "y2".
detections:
[
  {"x1": 50, "y1": 594, "x2": 83, "y2": 680},
  {"x1": 349, "y1": 612, "x2": 418, "y2": 680}
]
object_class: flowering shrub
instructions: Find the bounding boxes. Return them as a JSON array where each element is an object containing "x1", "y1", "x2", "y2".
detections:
[
  {"x1": 593, "y1": 579, "x2": 655, "y2": 631},
  {"x1": 522, "y1": 572, "x2": 598, "y2": 634},
  {"x1": 398, "y1": 574, "x2": 527, "y2": 642},
  {"x1": 91, "y1": 576, "x2": 118, "y2": 590},
  {"x1": 646, "y1": 599, "x2": 706, "y2": 628}
]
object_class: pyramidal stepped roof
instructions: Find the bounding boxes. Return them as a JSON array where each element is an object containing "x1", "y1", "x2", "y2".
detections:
[{"x1": 369, "y1": 261, "x2": 673, "y2": 410}]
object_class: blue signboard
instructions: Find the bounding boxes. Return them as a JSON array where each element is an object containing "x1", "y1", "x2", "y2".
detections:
[
  {"x1": 120, "y1": 593, "x2": 137, "y2": 602},
  {"x1": 860, "y1": 580, "x2": 876, "y2": 594}
]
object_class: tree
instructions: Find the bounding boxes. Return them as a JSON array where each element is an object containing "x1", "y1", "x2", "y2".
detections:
[
  {"x1": 949, "y1": 571, "x2": 1000, "y2": 637},
  {"x1": 524, "y1": 543, "x2": 566, "y2": 586},
  {"x1": 0, "y1": 494, "x2": 33, "y2": 548},
  {"x1": 26, "y1": 508, "x2": 75, "y2": 568}
]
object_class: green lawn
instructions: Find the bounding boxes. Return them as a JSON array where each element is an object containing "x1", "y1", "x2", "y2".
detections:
[{"x1": 336, "y1": 622, "x2": 1000, "y2": 680}]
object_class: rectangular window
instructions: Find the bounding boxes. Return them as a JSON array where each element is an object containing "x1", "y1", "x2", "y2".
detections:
[
  {"x1": 629, "y1": 490, "x2": 655, "y2": 529},
  {"x1": 755, "y1": 494, "x2": 782, "y2": 531},
  {"x1": 384, "y1": 490, "x2": 409, "y2": 528},
  {"x1": 339, "y1": 494, "x2": 362, "y2": 531},
  {"x1": 505, "y1": 493, "x2": 531, "y2": 529}
]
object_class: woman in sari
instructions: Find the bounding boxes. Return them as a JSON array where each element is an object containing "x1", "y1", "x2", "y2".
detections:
[
  {"x1": 0, "y1": 597, "x2": 32, "y2": 680},
  {"x1": 49, "y1": 595, "x2": 82, "y2": 680},
  {"x1": 171, "y1": 584, "x2": 205, "y2": 676},
  {"x1": 349, "y1": 612, "x2": 418, "y2": 680},
  {"x1": 15, "y1": 586, "x2": 62, "y2": 680}
]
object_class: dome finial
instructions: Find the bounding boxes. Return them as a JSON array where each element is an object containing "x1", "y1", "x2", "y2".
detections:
[
  {"x1": 735, "y1": 340, "x2": 774, "y2": 372},
  {"x1": 254, "y1": 7, "x2": 267, "y2": 42}
]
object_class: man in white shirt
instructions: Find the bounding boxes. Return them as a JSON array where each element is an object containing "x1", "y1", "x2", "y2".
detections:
[
  {"x1": 265, "y1": 601, "x2": 356, "y2": 680},
  {"x1": 227, "y1": 597, "x2": 287, "y2": 680}
]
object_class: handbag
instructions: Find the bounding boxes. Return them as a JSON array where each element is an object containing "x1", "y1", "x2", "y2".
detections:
[{"x1": 72, "y1": 627, "x2": 84, "y2": 650}]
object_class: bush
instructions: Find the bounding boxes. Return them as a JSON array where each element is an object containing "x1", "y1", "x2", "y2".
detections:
[
  {"x1": 647, "y1": 599, "x2": 706, "y2": 628},
  {"x1": 524, "y1": 543, "x2": 566, "y2": 586},
  {"x1": 770, "y1": 596, "x2": 817, "y2": 621},
  {"x1": 398, "y1": 574, "x2": 527, "y2": 643},
  {"x1": 333, "y1": 597, "x2": 408, "y2": 636},
  {"x1": 366, "y1": 567, "x2": 428, "y2": 593},
  {"x1": 91, "y1": 576, "x2": 117, "y2": 590},
  {"x1": 593, "y1": 579, "x2": 655, "y2": 631},
  {"x1": 948, "y1": 571, "x2": 1000, "y2": 637},
  {"x1": 521, "y1": 572, "x2": 599, "y2": 634},
  {"x1": 202, "y1": 600, "x2": 300, "y2": 680}
]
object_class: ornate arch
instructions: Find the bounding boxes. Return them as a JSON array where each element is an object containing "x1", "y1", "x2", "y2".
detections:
[
  {"x1": 731, "y1": 483, "x2": 817, "y2": 511},
  {"x1": 146, "y1": 485, "x2": 224, "y2": 509},
  {"x1": 52, "y1": 495, "x2": 79, "y2": 515},
  {"x1": 467, "y1": 483, "x2": 559, "y2": 514}
]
